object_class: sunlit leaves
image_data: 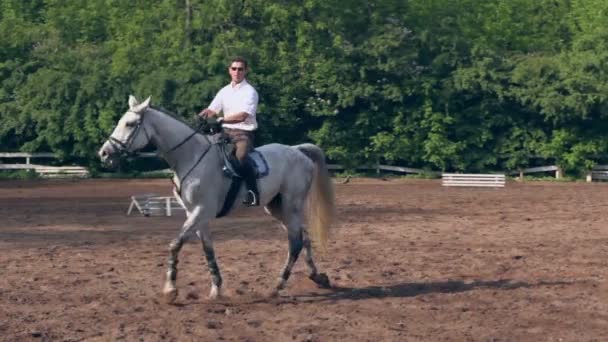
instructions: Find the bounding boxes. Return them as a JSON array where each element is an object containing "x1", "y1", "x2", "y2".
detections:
[{"x1": 2, "y1": 0, "x2": 608, "y2": 173}]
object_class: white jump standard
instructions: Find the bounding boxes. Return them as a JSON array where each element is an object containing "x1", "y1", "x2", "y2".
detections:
[
  {"x1": 442, "y1": 173, "x2": 506, "y2": 188},
  {"x1": 127, "y1": 194, "x2": 186, "y2": 217}
]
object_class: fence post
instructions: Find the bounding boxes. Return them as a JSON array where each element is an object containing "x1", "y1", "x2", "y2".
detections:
[{"x1": 166, "y1": 197, "x2": 172, "y2": 217}]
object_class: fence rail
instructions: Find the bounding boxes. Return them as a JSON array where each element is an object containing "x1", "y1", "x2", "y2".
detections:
[
  {"x1": 0, "y1": 152, "x2": 56, "y2": 158},
  {"x1": 327, "y1": 164, "x2": 428, "y2": 175},
  {"x1": 0, "y1": 152, "x2": 57, "y2": 165},
  {"x1": 36, "y1": 166, "x2": 89, "y2": 178},
  {"x1": 0, "y1": 162, "x2": 89, "y2": 178}
]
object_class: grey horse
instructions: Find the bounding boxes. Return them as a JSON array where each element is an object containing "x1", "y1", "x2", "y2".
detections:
[{"x1": 98, "y1": 96, "x2": 336, "y2": 303}]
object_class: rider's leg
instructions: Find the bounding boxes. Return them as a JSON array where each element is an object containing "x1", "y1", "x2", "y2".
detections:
[{"x1": 235, "y1": 139, "x2": 259, "y2": 206}]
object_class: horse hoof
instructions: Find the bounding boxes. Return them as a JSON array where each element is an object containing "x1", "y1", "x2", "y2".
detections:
[
  {"x1": 163, "y1": 287, "x2": 178, "y2": 304},
  {"x1": 208, "y1": 286, "x2": 221, "y2": 300},
  {"x1": 310, "y1": 273, "x2": 331, "y2": 288}
]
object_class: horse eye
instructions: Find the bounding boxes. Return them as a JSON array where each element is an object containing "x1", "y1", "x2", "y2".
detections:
[{"x1": 125, "y1": 121, "x2": 137, "y2": 128}]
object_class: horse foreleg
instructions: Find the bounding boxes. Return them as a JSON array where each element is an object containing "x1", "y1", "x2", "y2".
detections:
[
  {"x1": 163, "y1": 238, "x2": 183, "y2": 303},
  {"x1": 162, "y1": 209, "x2": 200, "y2": 304},
  {"x1": 196, "y1": 226, "x2": 223, "y2": 299}
]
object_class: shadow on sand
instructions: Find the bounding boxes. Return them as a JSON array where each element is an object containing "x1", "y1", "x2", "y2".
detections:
[
  {"x1": 290, "y1": 278, "x2": 574, "y2": 303},
  {"x1": 177, "y1": 278, "x2": 578, "y2": 307}
]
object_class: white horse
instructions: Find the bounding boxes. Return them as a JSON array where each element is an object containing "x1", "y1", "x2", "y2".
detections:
[{"x1": 98, "y1": 96, "x2": 336, "y2": 303}]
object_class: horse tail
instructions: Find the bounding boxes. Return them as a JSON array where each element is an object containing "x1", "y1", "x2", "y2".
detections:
[{"x1": 294, "y1": 143, "x2": 336, "y2": 251}]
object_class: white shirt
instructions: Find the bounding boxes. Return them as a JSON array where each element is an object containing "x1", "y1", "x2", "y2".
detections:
[{"x1": 208, "y1": 79, "x2": 259, "y2": 131}]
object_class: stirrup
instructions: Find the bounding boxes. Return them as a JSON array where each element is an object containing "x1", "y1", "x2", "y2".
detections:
[{"x1": 243, "y1": 190, "x2": 259, "y2": 206}]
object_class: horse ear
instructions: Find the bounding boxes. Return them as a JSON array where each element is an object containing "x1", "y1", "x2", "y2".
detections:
[
  {"x1": 128, "y1": 95, "x2": 139, "y2": 109},
  {"x1": 131, "y1": 96, "x2": 152, "y2": 114},
  {"x1": 141, "y1": 96, "x2": 151, "y2": 108}
]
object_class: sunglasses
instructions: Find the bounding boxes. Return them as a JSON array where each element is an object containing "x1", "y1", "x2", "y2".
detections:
[{"x1": 230, "y1": 67, "x2": 244, "y2": 71}]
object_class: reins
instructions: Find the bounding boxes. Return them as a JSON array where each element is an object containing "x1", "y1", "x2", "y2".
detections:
[
  {"x1": 157, "y1": 114, "x2": 224, "y2": 195},
  {"x1": 166, "y1": 119, "x2": 210, "y2": 153},
  {"x1": 171, "y1": 133, "x2": 217, "y2": 195}
]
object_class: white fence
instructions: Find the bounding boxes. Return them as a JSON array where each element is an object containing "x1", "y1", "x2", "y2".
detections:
[
  {"x1": 0, "y1": 164, "x2": 89, "y2": 177},
  {"x1": 590, "y1": 165, "x2": 608, "y2": 181},
  {"x1": 509, "y1": 165, "x2": 561, "y2": 179},
  {"x1": 442, "y1": 173, "x2": 506, "y2": 188},
  {"x1": 34, "y1": 166, "x2": 89, "y2": 178},
  {"x1": 0, "y1": 152, "x2": 55, "y2": 165},
  {"x1": 0, "y1": 153, "x2": 89, "y2": 178}
]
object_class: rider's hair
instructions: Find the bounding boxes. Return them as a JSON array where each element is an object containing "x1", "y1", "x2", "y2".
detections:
[{"x1": 229, "y1": 56, "x2": 248, "y2": 69}]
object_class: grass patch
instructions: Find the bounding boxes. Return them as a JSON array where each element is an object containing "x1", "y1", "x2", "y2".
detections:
[
  {"x1": 514, "y1": 175, "x2": 580, "y2": 182},
  {"x1": 0, "y1": 170, "x2": 39, "y2": 180}
]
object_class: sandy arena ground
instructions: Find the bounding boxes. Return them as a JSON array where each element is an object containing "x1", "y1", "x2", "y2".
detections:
[{"x1": 1, "y1": 178, "x2": 607, "y2": 341}]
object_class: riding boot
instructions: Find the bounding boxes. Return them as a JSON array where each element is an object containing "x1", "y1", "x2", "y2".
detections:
[{"x1": 239, "y1": 159, "x2": 259, "y2": 206}]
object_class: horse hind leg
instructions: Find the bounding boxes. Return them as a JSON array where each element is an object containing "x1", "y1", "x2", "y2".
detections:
[
  {"x1": 266, "y1": 195, "x2": 330, "y2": 291},
  {"x1": 271, "y1": 206, "x2": 305, "y2": 296},
  {"x1": 302, "y1": 230, "x2": 331, "y2": 288}
]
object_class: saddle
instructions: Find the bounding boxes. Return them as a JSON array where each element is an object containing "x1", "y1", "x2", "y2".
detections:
[
  {"x1": 215, "y1": 133, "x2": 269, "y2": 218},
  {"x1": 199, "y1": 118, "x2": 268, "y2": 178},
  {"x1": 222, "y1": 150, "x2": 269, "y2": 179}
]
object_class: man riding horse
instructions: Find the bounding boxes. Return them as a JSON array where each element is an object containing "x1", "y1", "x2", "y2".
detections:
[
  {"x1": 99, "y1": 92, "x2": 336, "y2": 302},
  {"x1": 198, "y1": 56, "x2": 260, "y2": 206}
]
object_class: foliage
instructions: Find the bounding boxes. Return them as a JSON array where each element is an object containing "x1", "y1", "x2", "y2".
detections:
[
  {"x1": 0, "y1": 170, "x2": 38, "y2": 180},
  {"x1": 1, "y1": 0, "x2": 608, "y2": 174}
]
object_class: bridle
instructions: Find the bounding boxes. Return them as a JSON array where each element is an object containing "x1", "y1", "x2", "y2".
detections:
[{"x1": 106, "y1": 111, "x2": 150, "y2": 157}]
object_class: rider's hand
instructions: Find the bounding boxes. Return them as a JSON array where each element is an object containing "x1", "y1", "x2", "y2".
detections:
[{"x1": 198, "y1": 109, "x2": 215, "y2": 119}]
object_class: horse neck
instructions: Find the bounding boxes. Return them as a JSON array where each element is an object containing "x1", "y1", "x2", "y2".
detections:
[{"x1": 145, "y1": 108, "x2": 212, "y2": 172}]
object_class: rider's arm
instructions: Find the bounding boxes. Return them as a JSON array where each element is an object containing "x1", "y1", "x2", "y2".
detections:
[
  {"x1": 222, "y1": 111, "x2": 250, "y2": 123},
  {"x1": 222, "y1": 88, "x2": 258, "y2": 123},
  {"x1": 199, "y1": 89, "x2": 224, "y2": 118}
]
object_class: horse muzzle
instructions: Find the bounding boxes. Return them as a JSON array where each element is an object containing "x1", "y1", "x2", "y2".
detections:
[{"x1": 98, "y1": 142, "x2": 120, "y2": 169}]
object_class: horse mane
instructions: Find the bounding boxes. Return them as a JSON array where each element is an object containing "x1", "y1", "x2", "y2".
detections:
[{"x1": 149, "y1": 106, "x2": 200, "y2": 132}]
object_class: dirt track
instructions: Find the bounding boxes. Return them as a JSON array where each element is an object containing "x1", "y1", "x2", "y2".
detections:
[{"x1": 1, "y1": 178, "x2": 607, "y2": 341}]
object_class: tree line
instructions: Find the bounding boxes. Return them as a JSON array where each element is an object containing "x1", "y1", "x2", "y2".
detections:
[{"x1": 2, "y1": 0, "x2": 608, "y2": 175}]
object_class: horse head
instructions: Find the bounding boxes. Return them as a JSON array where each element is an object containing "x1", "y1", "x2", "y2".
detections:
[{"x1": 98, "y1": 95, "x2": 152, "y2": 168}]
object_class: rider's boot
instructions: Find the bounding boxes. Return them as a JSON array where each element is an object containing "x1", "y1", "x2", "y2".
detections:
[{"x1": 239, "y1": 159, "x2": 259, "y2": 206}]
